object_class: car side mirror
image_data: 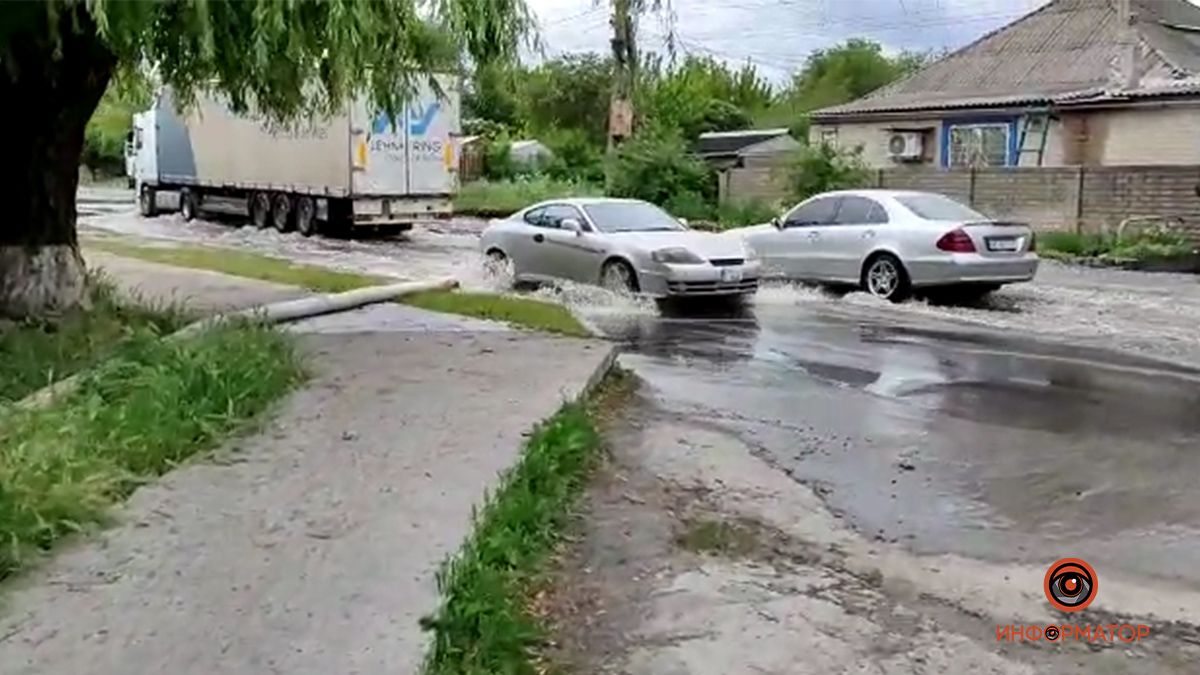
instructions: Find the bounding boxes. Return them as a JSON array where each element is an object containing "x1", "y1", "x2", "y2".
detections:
[
  {"x1": 771, "y1": 216, "x2": 783, "y2": 230},
  {"x1": 678, "y1": 217, "x2": 689, "y2": 227},
  {"x1": 561, "y1": 218, "x2": 583, "y2": 235}
]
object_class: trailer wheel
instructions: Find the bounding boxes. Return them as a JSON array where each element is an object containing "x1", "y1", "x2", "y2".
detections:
[
  {"x1": 138, "y1": 185, "x2": 157, "y2": 217},
  {"x1": 294, "y1": 196, "x2": 317, "y2": 237},
  {"x1": 180, "y1": 188, "x2": 199, "y2": 222},
  {"x1": 271, "y1": 193, "x2": 294, "y2": 233},
  {"x1": 250, "y1": 192, "x2": 271, "y2": 229}
]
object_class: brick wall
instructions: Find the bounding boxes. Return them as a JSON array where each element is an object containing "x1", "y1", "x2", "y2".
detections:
[{"x1": 725, "y1": 164, "x2": 1200, "y2": 237}]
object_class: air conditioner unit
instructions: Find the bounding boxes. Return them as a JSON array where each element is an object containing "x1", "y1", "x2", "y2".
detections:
[{"x1": 887, "y1": 131, "x2": 924, "y2": 161}]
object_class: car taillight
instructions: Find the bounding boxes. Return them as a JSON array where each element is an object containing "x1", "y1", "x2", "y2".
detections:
[{"x1": 936, "y1": 228, "x2": 976, "y2": 253}]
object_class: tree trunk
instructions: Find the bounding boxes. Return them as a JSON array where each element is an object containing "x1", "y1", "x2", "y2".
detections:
[{"x1": 0, "y1": 5, "x2": 116, "y2": 319}]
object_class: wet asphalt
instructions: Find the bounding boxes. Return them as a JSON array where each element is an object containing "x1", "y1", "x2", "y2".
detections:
[
  {"x1": 589, "y1": 298, "x2": 1200, "y2": 591},
  {"x1": 77, "y1": 195, "x2": 1200, "y2": 592}
]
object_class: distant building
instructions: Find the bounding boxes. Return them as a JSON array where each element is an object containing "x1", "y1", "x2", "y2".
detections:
[
  {"x1": 694, "y1": 129, "x2": 801, "y2": 204},
  {"x1": 810, "y1": 0, "x2": 1200, "y2": 169}
]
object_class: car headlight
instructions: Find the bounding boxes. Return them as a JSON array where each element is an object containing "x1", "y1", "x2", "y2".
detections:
[{"x1": 651, "y1": 247, "x2": 705, "y2": 264}]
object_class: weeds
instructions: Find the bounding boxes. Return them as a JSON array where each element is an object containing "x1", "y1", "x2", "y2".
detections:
[
  {"x1": 0, "y1": 321, "x2": 304, "y2": 579},
  {"x1": 1038, "y1": 229, "x2": 1195, "y2": 261},
  {"x1": 421, "y1": 370, "x2": 634, "y2": 675},
  {"x1": 401, "y1": 290, "x2": 591, "y2": 337},
  {"x1": 0, "y1": 279, "x2": 187, "y2": 403},
  {"x1": 677, "y1": 519, "x2": 760, "y2": 557}
]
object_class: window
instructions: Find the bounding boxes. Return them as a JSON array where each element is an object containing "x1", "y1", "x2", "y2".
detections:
[
  {"x1": 583, "y1": 201, "x2": 684, "y2": 233},
  {"x1": 541, "y1": 204, "x2": 586, "y2": 229},
  {"x1": 946, "y1": 122, "x2": 1011, "y2": 167},
  {"x1": 784, "y1": 197, "x2": 840, "y2": 227},
  {"x1": 820, "y1": 128, "x2": 838, "y2": 147},
  {"x1": 833, "y1": 196, "x2": 889, "y2": 225},
  {"x1": 895, "y1": 194, "x2": 987, "y2": 222},
  {"x1": 523, "y1": 206, "x2": 548, "y2": 227}
]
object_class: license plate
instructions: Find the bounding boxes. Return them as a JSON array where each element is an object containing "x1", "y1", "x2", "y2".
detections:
[
  {"x1": 720, "y1": 268, "x2": 743, "y2": 282},
  {"x1": 987, "y1": 237, "x2": 1019, "y2": 252}
]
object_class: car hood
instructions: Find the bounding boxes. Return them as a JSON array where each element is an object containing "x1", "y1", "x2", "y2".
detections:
[{"x1": 609, "y1": 230, "x2": 750, "y2": 259}]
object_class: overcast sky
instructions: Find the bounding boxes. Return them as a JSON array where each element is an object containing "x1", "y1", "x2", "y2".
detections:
[{"x1": 525, "y1": 0, "x2": 1051, "y2": 83}]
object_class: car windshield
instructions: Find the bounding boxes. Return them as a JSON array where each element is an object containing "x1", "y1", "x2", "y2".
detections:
[
  {"x1": 583, "y1": 201, "x2": 684, "y2": 233},
  {"x1": 895, "y1": 194, "x2": 987, "y2": 221}
]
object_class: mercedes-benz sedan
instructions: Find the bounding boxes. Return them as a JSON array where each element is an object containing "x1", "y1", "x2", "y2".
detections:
[
  {"x1": 480, "y1": 198, "x2": 760, "y2": 299},
  {"x1": 741, "y1": 189, "x2": 1038, "y2": 301}
]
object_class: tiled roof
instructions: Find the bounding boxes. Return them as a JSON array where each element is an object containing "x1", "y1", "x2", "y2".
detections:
[{"x1": 812, "y1": 0, "x2": 1200, "y2": 118}]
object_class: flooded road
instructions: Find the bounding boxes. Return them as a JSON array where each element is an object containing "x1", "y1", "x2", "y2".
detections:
[
  {"x1": 79, "y1": 195, "x2": 1200, "y2": 591},
  {"x1": 599, "y1": 295, "x2": 1200, "y2": 591}
]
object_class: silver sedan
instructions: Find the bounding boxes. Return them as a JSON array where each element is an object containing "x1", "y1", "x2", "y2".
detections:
[
  {"x1": 741, "y1": 189, "x2": 1039, "y2": 301},
  {"x1": 480, "y1": 198, "x2": 761, "y2": 299}
]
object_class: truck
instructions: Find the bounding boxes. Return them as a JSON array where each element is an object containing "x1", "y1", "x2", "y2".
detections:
[{"x1": 129, "y1": 75, "x2": 460, "y2": 237}]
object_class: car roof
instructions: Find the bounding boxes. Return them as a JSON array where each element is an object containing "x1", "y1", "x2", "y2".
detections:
[
  {"x1": 521, "y1": 197, "x2": 647, "y2": 210},
  {"x1": 809, "y1": 189, "x2": 947, "y2": 201}
]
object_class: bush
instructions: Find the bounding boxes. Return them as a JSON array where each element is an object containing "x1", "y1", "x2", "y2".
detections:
[
  {"x1": 607, "y1": 128, "x2": 716, "y2": 207},
  {"x1": 455, "y1": 177, "x2": 603, "y2": 217},
  {"x1": 781, "y1": 142, "x2": 870, "y2": 201},
  {"x1": 717, "y1": 199, "x2": 779, "y2": 229},
  {"x1": 542, "y1": 128, "x2": 604, "y2": 184}
]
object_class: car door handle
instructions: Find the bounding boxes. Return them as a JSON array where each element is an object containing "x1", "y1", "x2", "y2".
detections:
[
  {"x1": 807, "y1": 231, "x2": 820, "y2": 239},
  {"x1": 862, "y1": 229, "x2": 876, "y2": 239},
  {"x1": 533, "y1": 233, "x2": 545, "y2": 243}
]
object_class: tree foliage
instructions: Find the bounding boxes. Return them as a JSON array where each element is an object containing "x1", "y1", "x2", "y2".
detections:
[
  {"x1": 4, "y1": 0, "x2": 531, "y2": 123},
  {"x1": 640, "y1": 55, "x2": 771, "y2": 139},
  {"x1": 782, "y1": 142, "x2": 871, "y2": 202}
]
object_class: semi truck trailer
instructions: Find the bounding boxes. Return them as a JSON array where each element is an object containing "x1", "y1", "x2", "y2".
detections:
[{"x1": 129, "y1": 76, "x2": 459, "y2": 236}]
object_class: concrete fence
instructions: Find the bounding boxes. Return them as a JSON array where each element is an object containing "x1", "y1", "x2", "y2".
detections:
[{"x1": 724, "y1": 163, "x2": 1200, "y2": 237}]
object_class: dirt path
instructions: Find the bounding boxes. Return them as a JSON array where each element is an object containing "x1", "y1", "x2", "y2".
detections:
[
  {"x1": 544, "y1": 385, "x2": 1200, "y2": 674},
  {"x1": 0, "y1": 319, "x2": 613, "y2": 674}
]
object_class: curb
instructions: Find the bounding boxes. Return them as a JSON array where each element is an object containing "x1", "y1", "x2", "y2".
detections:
[
  {"x1": 15, "y1": 278, "x2": 460, "y2": 412},
  {"x1": 576, "y1": 345, "x2": 621, "y2": 402}
]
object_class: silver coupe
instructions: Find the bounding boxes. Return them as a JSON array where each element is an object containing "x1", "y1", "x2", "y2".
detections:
[
  {"x1": 480, "y1": 198, "x2": 760, "y2": 299},
  {"x1": 741, "y1": 189, "x2": 1039, "y2": 301}
]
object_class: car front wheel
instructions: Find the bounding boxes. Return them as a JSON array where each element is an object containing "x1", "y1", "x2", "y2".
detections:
[
  {"x1": 862, "y1": 254, "x2": 910, "y2": 302},
  {"x1": 600, "y1": 260, "x2": 639, "y2": 294}
]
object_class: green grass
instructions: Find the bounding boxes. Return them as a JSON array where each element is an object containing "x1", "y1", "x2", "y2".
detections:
[
  {"x1": 87, "y1": 240, "x2": 387, "y2": 292},
  {"x1": 1038, "y1": 230, "x2": 1196, "y2": 261},
  {"x1": 0, "y1": 320, "x2": 304, "y2": 580},
  {"x1": 421, "y1": 370, "x2": 633, "y2": 675},
  {"x1": 0, "y1": 281, "x2": 187, "y2": 404},
  {"x1": 454, "y1": 177, "x2": 603, "y2": 217},
  {"x1": 400, "y1": 290, "x2": 591, "y2": 337}
]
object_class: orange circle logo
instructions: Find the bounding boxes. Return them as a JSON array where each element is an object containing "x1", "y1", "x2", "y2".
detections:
[{"x1": 1044, "y1": 558, "x2": 1097, "y2": 613}]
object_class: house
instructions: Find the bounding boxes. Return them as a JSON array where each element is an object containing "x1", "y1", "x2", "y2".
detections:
[
  {"x1": 809, "y1": 0, "x2": 1200, "y2": 169},
  {"x1": 694, "y1": 129, "x2": 802, "y2": 203}
]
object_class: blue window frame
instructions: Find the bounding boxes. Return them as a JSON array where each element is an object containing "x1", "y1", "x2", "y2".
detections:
[{"x1": 940, "y1": 117, "x2": 1019, "y2": 168}]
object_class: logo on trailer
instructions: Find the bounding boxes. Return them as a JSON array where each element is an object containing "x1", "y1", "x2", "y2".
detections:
[{"x1": 370, "y1": 102, "x2": 441, "y2": 137}]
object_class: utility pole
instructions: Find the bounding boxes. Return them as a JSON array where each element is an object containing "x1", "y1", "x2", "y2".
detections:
[
  {"x1": 1117, "y1": 0, "x2": 1139, "y2": 90},
  {"x1": 607, "y1": 0, "x2": 636, "y2": 184}
]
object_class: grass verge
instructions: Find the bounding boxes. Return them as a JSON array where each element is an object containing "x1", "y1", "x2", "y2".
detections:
[
  {"x1": 0, "y1": 320, "x2": 304, "y2": 580},
  {"x1": 87, "y1": 239, "x2": 387, "y2": 292},
  {"x1": 454, "y1": 177, "x2": 603, "y2": 217},
  {"x1": 88, "y1": 239, "x2": 592, "y2": 336},
  {"x1": 400, "y1": 290, "x2": 591, "y2": 338},
  {"x1": 0, "y1": 279, "x2": 187, "y2": 404},
  {"x1": 421, "y1": 368, "x2": 635, "y2": 675}
]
